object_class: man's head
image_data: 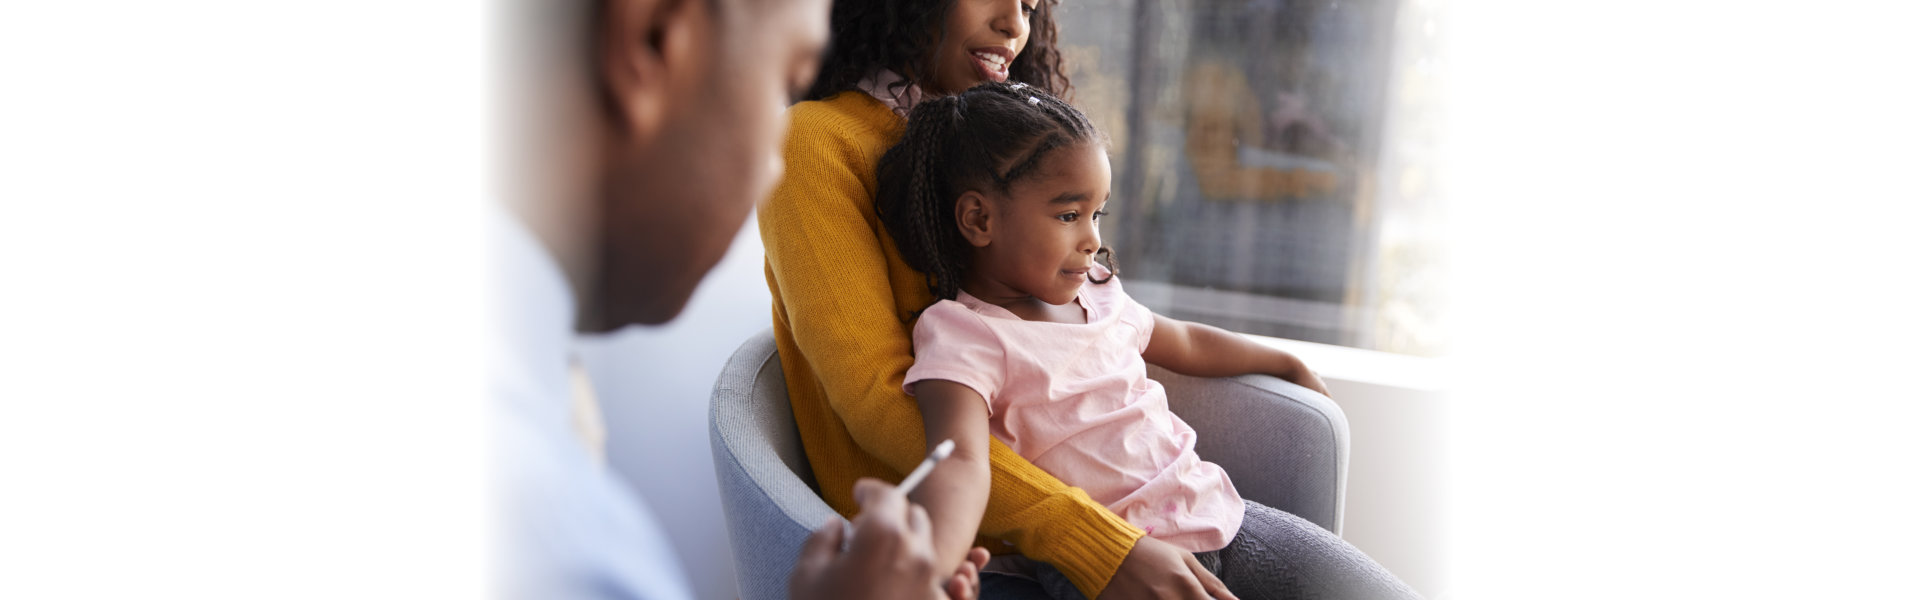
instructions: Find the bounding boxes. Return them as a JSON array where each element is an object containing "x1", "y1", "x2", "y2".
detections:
[{"x1": 507, "y1": 0, "x2": 829, "y2": 331}]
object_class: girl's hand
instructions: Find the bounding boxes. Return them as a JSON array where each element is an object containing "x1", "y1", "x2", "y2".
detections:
[
  {"x1": 1294, "y1": 368, "x2": 1331, "y2": 398},
  {"x1": 1280, "y1": 355, "x2": 1332, "y2": 398},
  {"x1": 1096, "y1": 536, "x2": 1238, "y2": 600},
  {"x1": 942, "y1": 546, "x2": 991, "y2": 600}
]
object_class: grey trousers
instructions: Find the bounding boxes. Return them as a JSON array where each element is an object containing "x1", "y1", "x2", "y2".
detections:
[{"x1": 996, "y1": 500, "x2": 1420, "y2": 600}]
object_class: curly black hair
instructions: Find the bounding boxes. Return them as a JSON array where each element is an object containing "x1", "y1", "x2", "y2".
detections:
[
  {"x1": 875, "y1": 82, "x2": 1116, "y2": 301},
  {"x1": 802, "y1": 0, "x2": 1072, "y2": 102}
]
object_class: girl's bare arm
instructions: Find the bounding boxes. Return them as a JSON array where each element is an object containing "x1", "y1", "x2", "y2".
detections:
[
  {"x1": 1141, "y1": 313, "x2": 1330, "y2": 396},
  {"x1": 907, "y1": 379, "x2": 995, "y2": 573}
]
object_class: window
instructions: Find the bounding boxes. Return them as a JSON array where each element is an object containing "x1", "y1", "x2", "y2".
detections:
[{"x1": 1058, "y1": 0, "x2": 1444, "y2": 355}]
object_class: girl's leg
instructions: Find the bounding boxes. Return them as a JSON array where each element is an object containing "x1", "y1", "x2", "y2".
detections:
[{"x1": 1213, "y1": 500, "x2": 1423, "y2": 600}]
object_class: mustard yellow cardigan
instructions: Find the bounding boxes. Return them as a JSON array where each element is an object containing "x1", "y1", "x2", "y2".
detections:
[{"x1": 758, "y1": 91, "x2": 1144, "y2": 597}]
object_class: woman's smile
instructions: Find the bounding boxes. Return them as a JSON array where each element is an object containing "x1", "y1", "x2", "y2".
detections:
[
  {"x1": 969, "y1": 46, "x2": 1013, "y2": 82},
  {"x1": 927, "y1": 0, "x2": 1031, "y2": 94}
]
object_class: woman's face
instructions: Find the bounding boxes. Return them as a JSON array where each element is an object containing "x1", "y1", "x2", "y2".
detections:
[{"x1": 923, "y1": 0, "x2": 1034, "y2": 96}]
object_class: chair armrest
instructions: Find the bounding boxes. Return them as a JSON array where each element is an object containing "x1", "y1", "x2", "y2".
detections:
[
  {"x1": 1150, "y1": 364, "x2": 1349, "y2": 535},
  {"x1": 710, "y1": 329, "x2": 839, "y2": 600}
]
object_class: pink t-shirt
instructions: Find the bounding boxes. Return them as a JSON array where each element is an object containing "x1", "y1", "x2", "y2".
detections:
[{"x1": 902, "y1": 272, "x2": 1245, "y2": 552}]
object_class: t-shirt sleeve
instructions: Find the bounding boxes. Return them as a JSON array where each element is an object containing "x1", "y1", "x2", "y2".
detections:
[
  {"x1": 1095, "y1": 270, "x2": 1155, "y2": 353},
  {"x1": 1128, "y1": 284, "x2": 1154, "y2": 353},
  {"x1": 902, "y1": 300, "x2": 1005, "y2": 416}
]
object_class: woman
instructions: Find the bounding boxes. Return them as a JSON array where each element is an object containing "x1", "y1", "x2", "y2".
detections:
[{"x1": 757, "y1": 1, "x2": 1237, "y2": 598}]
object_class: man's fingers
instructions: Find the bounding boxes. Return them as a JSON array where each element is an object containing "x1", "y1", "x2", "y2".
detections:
[
  {"x1": 796, "y1": 516, "x2": 845, "y2": 564},
  {"x1": 790, "y1": 516, "x2": 844, "y2": 592},
  {"x1": 846, "y1": 478, "x2": 913, "y2": 556},
  {"x1": 851, "y1": 478, "x2": 910, "y2": 520},
  {"x1": 906, "y1": 502, "x2": 933, "y2": 537}
]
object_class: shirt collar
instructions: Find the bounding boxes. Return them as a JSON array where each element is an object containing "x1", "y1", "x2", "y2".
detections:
[
  {"x1": 489, "y1": 209, "x2": 577, "y2": 424},
  {"x1": 857, "y1": 69, "x2": 925, "y2": 117}
]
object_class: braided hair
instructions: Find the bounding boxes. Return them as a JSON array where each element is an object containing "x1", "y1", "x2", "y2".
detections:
[
  {"x1": 875, "y1": 82, "x2": 1116, "y2": 301},
  {"x1": 802, "y1": 0, "x2": 1072, "y2": 102}
]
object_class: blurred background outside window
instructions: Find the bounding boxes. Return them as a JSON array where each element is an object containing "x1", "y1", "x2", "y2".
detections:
[{"x1": 1058, "y1": 0, "x2": 1444, "y2": 356}]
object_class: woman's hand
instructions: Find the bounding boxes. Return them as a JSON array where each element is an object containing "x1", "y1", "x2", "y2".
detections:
[
  {"x1": 1095, "y1": 536, "x2": 1238, "y2": 600},
  {"x1": 790, "y1": 479, "x2": 945, "y2": 600}
]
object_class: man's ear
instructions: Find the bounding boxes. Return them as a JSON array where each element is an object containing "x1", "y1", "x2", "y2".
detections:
[
  {"x1": 599, "y1": 0, "x2": 712, "y2": 142},
  {"x1": 956, "y1": 191, "x2": 994, "y2": 248}
]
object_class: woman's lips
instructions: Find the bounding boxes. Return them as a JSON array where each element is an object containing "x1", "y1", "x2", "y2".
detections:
[{"x1": 969, "y1": 48, "x2": 1011, "y2": 83}]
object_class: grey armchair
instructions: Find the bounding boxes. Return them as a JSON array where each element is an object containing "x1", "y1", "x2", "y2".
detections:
[{"x1": 709, "y1": 328, "x2": 1349, "y2": 600}]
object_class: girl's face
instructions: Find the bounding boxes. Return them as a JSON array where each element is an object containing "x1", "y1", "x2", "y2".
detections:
[
  {"x1": 924, "y1": 0, "x2": 1034, "y2": 95},
  {"x1": 964, "y1": 142, "x2": 1111, "y2": 306}
]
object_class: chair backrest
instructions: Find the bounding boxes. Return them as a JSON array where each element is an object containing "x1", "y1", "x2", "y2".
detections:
[{"x1": 709, "y1": 329, "x2": 837, "y2": 600}]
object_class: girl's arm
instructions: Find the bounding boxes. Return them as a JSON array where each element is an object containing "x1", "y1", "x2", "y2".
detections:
[
  {"x1": 1141, "y1": 313, "x2": 1331, "y2": 397},
  {"x1": 905, "y1": 380, "x2": 993, "y2": 574}
]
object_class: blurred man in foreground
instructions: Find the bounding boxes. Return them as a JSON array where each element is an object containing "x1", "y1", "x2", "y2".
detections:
[{"x1": 491, "y1": 0, "x2": 984, "y2": 597}]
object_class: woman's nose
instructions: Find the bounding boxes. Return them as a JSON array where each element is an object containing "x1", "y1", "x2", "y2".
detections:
[{"x1": 996, "y1": 0, "x2": 1030, "y2": 42}]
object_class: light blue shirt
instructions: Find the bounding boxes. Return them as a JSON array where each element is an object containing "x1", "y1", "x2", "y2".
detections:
[{"x1": 491, "y1": 212, "x2": 694, "y2": 600}]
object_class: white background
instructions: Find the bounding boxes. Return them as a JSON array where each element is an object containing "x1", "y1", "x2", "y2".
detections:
[{"x1": 4, "y1": 1, "x2": 1918, "y2": 598}]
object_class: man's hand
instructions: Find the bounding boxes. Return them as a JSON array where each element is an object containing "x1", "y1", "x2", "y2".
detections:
[
  {"x1": 1095, "y1": 536, "x2": 1238, "y2": 600},
  {"x1": 791, "y1": 478, "x2": 990, "y2": 600}
]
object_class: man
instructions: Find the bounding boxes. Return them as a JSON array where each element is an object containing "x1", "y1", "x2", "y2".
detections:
[{"x1": 491, "y1": 0, "x2": 985, "y2": 597}]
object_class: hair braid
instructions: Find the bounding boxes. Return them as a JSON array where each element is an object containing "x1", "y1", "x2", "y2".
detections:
[
  {"x1": 878, "y1": 94, "x2": 974, "y2": 300},
  {"x1": 914, "y1": 103, "x2": 964, "y2": 299}
]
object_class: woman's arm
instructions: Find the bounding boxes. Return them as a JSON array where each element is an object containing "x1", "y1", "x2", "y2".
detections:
[
  {"x1": 1141, "y1": 312, "x2": 1330, "y2": 396},
  {"x1": 761, "y1": 98, "x2": 1143, "y2": 597},
  {"x1": 905, "y1": 380, "x2": 992, "y2": 574}
]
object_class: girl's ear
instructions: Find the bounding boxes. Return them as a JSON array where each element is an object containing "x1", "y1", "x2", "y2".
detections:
[{"x1": 955, "y1": 191, "x2": 993, "y2": 248}]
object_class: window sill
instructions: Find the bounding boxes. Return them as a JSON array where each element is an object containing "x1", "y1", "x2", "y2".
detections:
[{"x1": 1245, "y1": 333, "x2": 1446, "y2": 394}]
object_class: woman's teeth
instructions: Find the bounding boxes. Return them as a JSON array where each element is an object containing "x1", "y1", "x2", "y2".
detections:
[{"x1": 973, "y1": 51, "x2": 1008, "y2": 71}]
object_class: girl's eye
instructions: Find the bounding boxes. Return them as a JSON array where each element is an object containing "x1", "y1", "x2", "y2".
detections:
[
  {"x1": 1057, "y1": 212, "x2": 1079, "y2": 223},
  {"x1": 1092, "y1": 210, "x2": 1109, "y2": 222},
  {"x1": 1021, "y1": 2, "x2": 1036, "y2": 16}
]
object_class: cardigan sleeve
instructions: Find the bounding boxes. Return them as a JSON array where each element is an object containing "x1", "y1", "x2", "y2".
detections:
[{"x1": 759, "y1": 98, "x2": 1145, "y2": 598}]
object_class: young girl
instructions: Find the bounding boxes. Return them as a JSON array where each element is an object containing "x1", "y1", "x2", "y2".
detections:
[{"x1": 876, "y1": 82, "x2": 1419, "y2": 600}]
